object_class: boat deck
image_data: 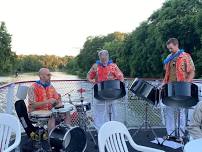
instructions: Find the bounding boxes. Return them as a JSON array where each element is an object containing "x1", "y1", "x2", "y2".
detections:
[{"x1": 18, "y1": 128, "x2": 183, "y2": 152}]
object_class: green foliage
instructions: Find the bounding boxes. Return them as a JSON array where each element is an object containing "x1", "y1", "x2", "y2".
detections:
[
  {"x1": 0, "y1": 22, "x2": 16, "y2": 74},
  {"x1": 65, "y1": 32, "x2": 127, "y2": 77},
  {"x1": 66, "y1": 0, "x2": 202, "y2": 78},
  {"x1": 17, "y1": 55, "x2": 73, "y2": 72},
  {"x1": 1, "y1": 0, "x2": 202, "y2": 78}
]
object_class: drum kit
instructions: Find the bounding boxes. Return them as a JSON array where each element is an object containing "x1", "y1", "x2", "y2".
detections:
[
  {"x1": 28, "y1": 89, "x2": 93, "y2": 152},
  {"x1": 129, "y1": 78, "x2": 199, "y2": 145}
]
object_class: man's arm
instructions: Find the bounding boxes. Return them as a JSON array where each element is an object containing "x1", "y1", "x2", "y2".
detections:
[
  {"x1": 113, "y1": 64, "x2": 124, "y2": 82},
  {"x1": 186, "y1": 70, "x2": 195, "y2": 82},
  {"x1": 87, "y1": 64, "x2": 97, "y2": 83},
  {"x1": 185, "y1": 54, "x2": 195, "y2": 82},
  {"x1": 187, "y1": 102, "x2": 202, "y2": 139}
]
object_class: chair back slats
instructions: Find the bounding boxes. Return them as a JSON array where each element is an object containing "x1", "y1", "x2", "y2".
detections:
[
  {"x1": 105, "y1": 133, "x2": 129, "y2": 152},
  {"x1": 1, "y1": 125, "x2": 7, "y2": 151},
  {"x1": 116, "y1": 133, "x2": 126, "y2": 152},
  {"x1": 0, "y1": 124, "x2": 4, "y2": 150},
  {"x1": 0, "y1": 113, "x2": 21, "y2": 152},
  {"x1": 106, "y1": 138, "x2": 113, "y2": 152},
  {"x1": 112, "y1": 134, "x2": 120, "y2": 152},
  {"x1": 0, "y1": 123, "x2": 13, "y2": 151},
  {"x1": 120, "y1": 133, "x2": 128, "y2": 152},
  {"x1": 109, "y1": 135, "x2": 117, "y2": 152},
  {"x1": 5, "y1": 126, "x2": 12, "y2": 150},
  {"x1": 98, "y1": 121, "x2": 165, "y2": 152}
]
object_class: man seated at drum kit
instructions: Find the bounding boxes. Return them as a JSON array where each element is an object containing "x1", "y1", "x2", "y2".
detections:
[
  {"x1": 162, "y1": 38, "x2": 195, "y2": 139},
  {"x1": 87, "y1": 49, "x2": 124, "y2": 130},
  {"x1": 28, "y1": 68, "x2": 71, "y2": 134}
]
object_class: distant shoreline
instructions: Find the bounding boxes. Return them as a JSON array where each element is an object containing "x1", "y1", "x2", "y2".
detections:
[{"x1": 0, "y1": 71, "x2": 79, "y2": 86}]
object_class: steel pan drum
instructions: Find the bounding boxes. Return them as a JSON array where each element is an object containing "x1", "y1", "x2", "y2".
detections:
[
  {"x1": 94, "y1": 80, "x2": 126, "y2": 100},
  {"x1": 161, "y1": 82, "x2": 198, "y2": 108},
  {"x1": 129, "y1": 78, "x2": 159, "y2": 105}
]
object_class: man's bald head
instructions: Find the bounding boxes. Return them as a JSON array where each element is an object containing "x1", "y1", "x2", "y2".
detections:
[
  {"x1": 38, "y1": 68, "x2": 51, "y2": 83},
  {"x1": 39, "y1": 68, "x2": 50, "y2": 76}
]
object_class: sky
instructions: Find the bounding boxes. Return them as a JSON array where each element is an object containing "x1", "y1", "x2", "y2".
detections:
[{"x1": 0, "y1": 0, "x2": 164, "y2": 57}]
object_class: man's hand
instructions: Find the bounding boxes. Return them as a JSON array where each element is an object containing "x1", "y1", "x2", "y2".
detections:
[
  {"x1": 57, "y1": 93, "x2": 62, "y2": 101},
  {"x1": 47, "y1": 98, "x2": 57, "y2": 107},
  {"x1": 55, "y1": 102, "x2": 63, "y2": 108}
]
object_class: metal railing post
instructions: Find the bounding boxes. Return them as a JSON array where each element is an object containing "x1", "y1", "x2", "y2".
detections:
[{"x1": 6, "y1": 83, "x2": 15, "y2": 114}]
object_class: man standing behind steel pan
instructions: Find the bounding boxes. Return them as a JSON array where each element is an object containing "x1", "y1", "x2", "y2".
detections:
[
  {"x1": 163, "y1": 38, "x2": 195, "y2": 138},
  {"x1": 87, "y1": 50, "x2": 124, "y2": 130}
]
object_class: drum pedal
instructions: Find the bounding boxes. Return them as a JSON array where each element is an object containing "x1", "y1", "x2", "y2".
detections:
[
  {"x1": 30, "y1": 132, "x2": 40, "y2": 141},
  {"x1": 42, "y1": 131, "x2": 48, "y2": 140},
  {"x1": 163, "y1": 135, "x2": 183, "y2": 143}
]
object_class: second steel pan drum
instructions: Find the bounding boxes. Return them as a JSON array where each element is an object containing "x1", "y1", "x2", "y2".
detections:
[
  {"x1": 161, "y1": 82, "x2": 199, "y2": 108},
  {"x1": 129, "y1": 78, "x2": 159, "y2": 105},
  {"x1": 94, "y1": 80, "x2": 126, "y2": 100}
]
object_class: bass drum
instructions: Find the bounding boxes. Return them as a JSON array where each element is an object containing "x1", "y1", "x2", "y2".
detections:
[{"x1": 49, "y1": 125, "x2": 87, "y2": 152}]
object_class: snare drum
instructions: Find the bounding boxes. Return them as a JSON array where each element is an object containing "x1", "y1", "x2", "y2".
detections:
[
  {"x1": 49, "y1": 124, "x2": 87, "y2": 151},
  {"x1": 72, "y1": 101, "x2": 91, "y2": 112},
  {"x1": 30, "y1": 110, "x2": 52, "y2": 121},
  {"x1": 52, "y1": 103, "x2": 74, "y2": 119}
]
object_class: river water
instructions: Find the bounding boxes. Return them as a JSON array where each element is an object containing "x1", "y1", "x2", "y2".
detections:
[
  {"x1": 0, "y1": 72, "x2": 164, "y2": 128},
  {"x1": 0, "y1": 72, "x2": 79, "y2": 85}
]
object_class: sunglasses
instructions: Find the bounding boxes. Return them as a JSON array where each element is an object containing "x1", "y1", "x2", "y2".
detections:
[{"x1": 46, "y1": 73, "x2": 52, "y2": 76}]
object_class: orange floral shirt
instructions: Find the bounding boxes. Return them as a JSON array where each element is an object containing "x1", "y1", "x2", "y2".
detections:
[
  {"x1": 87, "y1": 63, "x2": 124, "y2": 82},
  {"x1": 163, "y1": 52, "x2": 195, "y2": 84}
]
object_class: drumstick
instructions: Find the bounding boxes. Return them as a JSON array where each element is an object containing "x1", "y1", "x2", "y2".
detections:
[{"x1": 62, "y1": 90, "x2": 74, "y2": 97}]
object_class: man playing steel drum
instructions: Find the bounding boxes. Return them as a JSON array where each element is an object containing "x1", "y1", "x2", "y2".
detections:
[
  {"x1": 163, "y1": 38, "x2": 195, "y2": 138},
  {"x1": 87, "y1": 50, "x2": 124, "y2": 130}
]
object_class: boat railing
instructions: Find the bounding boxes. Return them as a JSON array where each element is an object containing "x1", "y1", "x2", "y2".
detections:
[{"x1": 1, "y1": 79, "x2": 201, "y2": 129}]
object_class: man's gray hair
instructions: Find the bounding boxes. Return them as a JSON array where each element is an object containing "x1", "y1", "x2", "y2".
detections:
[{"x1": 98, "y1": 50, "x2": 109, "y2": 57}]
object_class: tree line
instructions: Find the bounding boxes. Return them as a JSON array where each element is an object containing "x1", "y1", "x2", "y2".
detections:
[
  {"x1": 66, "y1": 0, "x2": 202, "y2": 78},
  {"x1": 0, "y1": 22, "x2": 73, "y2": 75},
  {"x1": 16, "y1": 55, "x2": 73, "y2": 73},
  {"x1": 1, "y1": 0, "x2": 202, "y2": 78}
]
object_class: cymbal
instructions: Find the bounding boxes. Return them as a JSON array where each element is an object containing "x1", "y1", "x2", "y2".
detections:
[{"x1": 77, "y1": 88, "x2": 86, "y2": 93}]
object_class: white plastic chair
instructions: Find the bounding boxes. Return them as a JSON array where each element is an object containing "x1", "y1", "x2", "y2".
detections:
[
  {"x1": 184, "y1": 138, "x2": 202, "y2": 152},
  {"x1": 0, "y1": 113, "x2": 21, "y2": 152},
  {"x1": 98, "y1": 121, "x2": 165, "y2": 152}
]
